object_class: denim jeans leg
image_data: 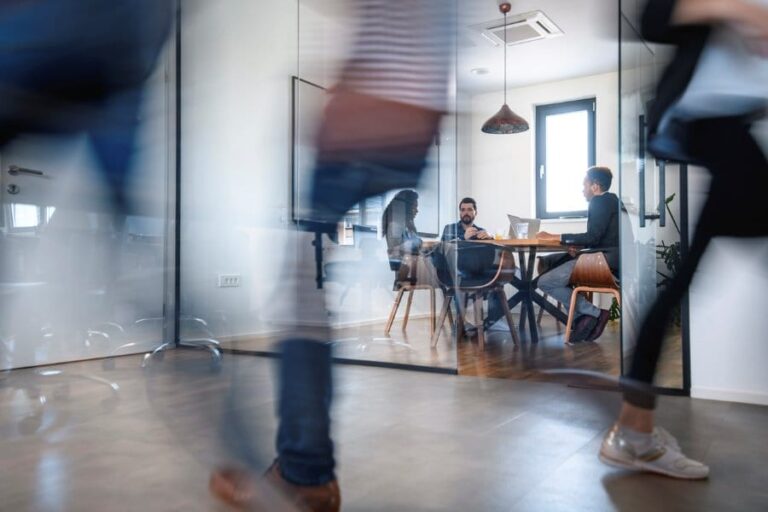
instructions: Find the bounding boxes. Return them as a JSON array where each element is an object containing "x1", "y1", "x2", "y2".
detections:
[
  {"x1": 538, "y1": 260, "x2": 599, "y2": 318},
  {"x1": 276, "y1": 156, "x2": 428, "y2": 485},
  {"x1": 277, "y1": 339, "x2": 335, "y2": 486}
]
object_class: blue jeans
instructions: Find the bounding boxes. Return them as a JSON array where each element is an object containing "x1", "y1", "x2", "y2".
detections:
[
  {"x1": 537, "y1": 259, "x2": 601, "y2": 318},
  {"x1": 277, "y1": 154, "x2": 429, "y2": 485},
  {"x1": 277, "y1": 340, "x2": 335, "y2": 486}
]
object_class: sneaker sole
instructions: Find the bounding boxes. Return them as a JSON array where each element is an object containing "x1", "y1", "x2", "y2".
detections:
[{"x1": 598, "y1": 450, "x2": 709, "y2": 480}]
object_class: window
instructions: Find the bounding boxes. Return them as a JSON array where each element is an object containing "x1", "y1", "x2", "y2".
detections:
[{"x1": 535, "y1": 98, "x2": 596, "y2": 219}]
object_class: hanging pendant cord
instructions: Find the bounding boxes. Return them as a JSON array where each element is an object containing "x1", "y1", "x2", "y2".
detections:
[{"x1": 503, "y1": 12, "x2": 507, "y2": 105}]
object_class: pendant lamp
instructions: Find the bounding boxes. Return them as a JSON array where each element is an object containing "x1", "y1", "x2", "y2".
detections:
[{"x1": 481, "y1": 2, "x2": 529, "y2": 134}]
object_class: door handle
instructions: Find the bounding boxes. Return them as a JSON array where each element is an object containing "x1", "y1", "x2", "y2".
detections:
[
  {"x1": 8, "y1": 165, "x2": 46, "y2": 177},
  {"x1": 638, "y1": 115, "x2": 660, "y2": 227},
  {"x1": 639, "y1": 115, "x2": 647, "y2": 228},
  {"x1": 657, "y1": 160, "x2": 666, "y2": 228}
]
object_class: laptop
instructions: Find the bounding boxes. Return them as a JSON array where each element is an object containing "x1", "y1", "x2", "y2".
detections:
[{"x1": 507, "y1": 215, "x2": 541, "y2": 240}]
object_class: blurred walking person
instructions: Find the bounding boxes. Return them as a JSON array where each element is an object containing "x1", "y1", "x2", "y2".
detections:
[
  {"x1": 600, "y1": 0, "x2": 768, "y2": 480},
  {"x1": 208, "y1": 1, "x2": 455, "y2": 510},
  {"x1": 0, "y1": 0, "x2": 173, "y2": 213}
]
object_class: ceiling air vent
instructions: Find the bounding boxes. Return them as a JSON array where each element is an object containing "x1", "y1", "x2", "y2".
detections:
[{"x1": 468, "y1": 10, "x2": 563, "y2": 47}]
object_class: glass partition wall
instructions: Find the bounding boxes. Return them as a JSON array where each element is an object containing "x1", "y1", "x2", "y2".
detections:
[
  {"x1": 447, "y1": 0, "x2": 688, "y2": 389},
  {"x1": 619, "y1": 1, "x2": 687, "y2": 391},
  {"x1": 453, "y1": 0, "x2": 625, "y2": 381},
  {"x1": 0, "y1": 0, "x2": 690, "y2": 389},
  {"x1": 179, "y1": 0, "x2": 459, "y2": 372}
]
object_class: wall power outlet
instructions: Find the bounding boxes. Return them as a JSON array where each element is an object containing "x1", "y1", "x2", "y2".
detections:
[{"x1": 217, "y1": 274, "x2": 241, "y2": 288}]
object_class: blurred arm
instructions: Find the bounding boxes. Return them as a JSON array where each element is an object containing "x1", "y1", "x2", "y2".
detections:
[
  {"x1": 671, "y1": 0, "x2": 768, "y2": 53},
  {"x1": 641, "y1": 0, "x2": 705, "y2": 43},
  {"x1": 671, "y1": 0, "x2": 761, "y2": 26},
  {"x1": 643, "y1": 0, "x2": 768, "y2": 41}
]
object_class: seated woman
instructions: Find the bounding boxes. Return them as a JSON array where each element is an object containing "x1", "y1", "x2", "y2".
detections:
[{"x1": 381, "y1": 190, "x2": 437, "y2": 288}]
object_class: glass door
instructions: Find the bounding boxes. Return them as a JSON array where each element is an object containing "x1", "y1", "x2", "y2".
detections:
[
  {"x1": 619, "y1": 1, "x2": 687, "y2": 391},
  {"x1": 0, "y1": 44, "x2": 175, "y2": 371}
]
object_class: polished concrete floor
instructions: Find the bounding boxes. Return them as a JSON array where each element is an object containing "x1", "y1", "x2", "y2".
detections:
[{"x1": 1, "y1": 351, "x2": 765, "y2": 511}]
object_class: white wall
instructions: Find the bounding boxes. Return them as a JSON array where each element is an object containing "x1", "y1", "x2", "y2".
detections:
[
  {"x1": 689, "y1": 239, "x2": 768, "y2": 405},
  {"x1": 180, "y1": 0, "x2": 299, "y2": 338},
  {"x1": 688, "y1": 122, "x2": 768, "y2": 405},
  {"x1": 463, "y1": 72, "x2": 619, "y2": 235}
]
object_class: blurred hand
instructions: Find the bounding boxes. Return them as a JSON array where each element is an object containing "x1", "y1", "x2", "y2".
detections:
[
  {"x1": 476, "y1": 230, "x2": 492, "y2": 240},
  {"x1": 675, "y1": 0, "x2": 768, "y2": 56},
  {"x1": 732, "y1": 1, "x2": 768, "y2": 43},
  {"x1": 731, "y1": 2, "x2": 768, "y2": 57},
  {"x1": 464, "y1": 227, "x2": 478, "y2": 239},
  {"x1": 536, "y1": 231, "x2": 561, "y2": 241}
]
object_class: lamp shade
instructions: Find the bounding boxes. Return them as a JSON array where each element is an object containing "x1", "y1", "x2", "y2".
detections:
[
  {"x1": 481, "y1": 103, "x2": 529, "y2": 134},
  {"x1": 481, "y1": 3, "x2": 529, "y2": 134}
]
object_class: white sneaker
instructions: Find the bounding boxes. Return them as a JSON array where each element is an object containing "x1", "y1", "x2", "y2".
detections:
[{"x1": 599, "y1": 424, "x2": 710, "y2": 480}]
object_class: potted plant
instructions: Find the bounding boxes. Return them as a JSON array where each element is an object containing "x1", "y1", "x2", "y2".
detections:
[{"x1": 656, "y1": 193, "x2": 682, "y2": 325}]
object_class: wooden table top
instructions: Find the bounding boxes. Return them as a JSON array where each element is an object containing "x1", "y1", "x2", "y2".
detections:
[
  {"x1": 466, "y1": 238, "x2": 565, "y2": 248},
  {"x1": 421, "y1": 238, "x2": 565, "y2": 249}
]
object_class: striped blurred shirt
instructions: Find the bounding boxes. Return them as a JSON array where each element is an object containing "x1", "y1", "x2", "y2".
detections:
[{"x1": 340, "y1": 0, "x2": 455, "y2": 112}]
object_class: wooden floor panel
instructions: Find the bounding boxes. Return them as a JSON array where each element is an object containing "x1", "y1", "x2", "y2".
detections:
[{"x1": 221, "y1": 313, "x2": 684, "y2": 388}]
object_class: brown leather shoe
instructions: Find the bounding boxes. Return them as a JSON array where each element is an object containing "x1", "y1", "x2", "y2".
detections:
[
  {"x1": 586, "y1": 309, "x2": 611, "y2": 342},
  {"x1": 209, "y1": 464, "x2": 341, "y2": 512},
  {"x1": 210, "y1": 466, "x2": 289, "y2": 511},
  {"x1": 264, "y1": 463, "x2": 340, "y2": 512}
]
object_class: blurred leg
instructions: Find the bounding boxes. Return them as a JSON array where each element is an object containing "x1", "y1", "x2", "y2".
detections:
[
  {"x1": 622, "y1": 213, "x2": 713, "y2": 411},
  {"x1": 88, "y1": 88, "x2": 144, "y2": 214},
  {"x1": 276, "y1": 155, "x2": 428, "y2": 486},
  {"x1": 623, "y1": 117, "x2": 768, "y2": 410}
]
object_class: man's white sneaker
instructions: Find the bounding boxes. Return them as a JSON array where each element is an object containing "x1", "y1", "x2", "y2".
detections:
[{"x1": 599, "y1": 424, "x2": 709, "y2": 480}]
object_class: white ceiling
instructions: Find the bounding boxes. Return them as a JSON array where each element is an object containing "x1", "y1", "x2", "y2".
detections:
[{"x1": 457, "y1": 0, "x2": 619, "y2": 94}]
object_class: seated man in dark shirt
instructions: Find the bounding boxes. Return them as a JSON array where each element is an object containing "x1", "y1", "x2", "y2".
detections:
[
  {"x1": 440, "y1": 197, "x2": 497, "y2": 279},
  {"x1": 441, "y1": 197, "x2": 492, "y2": 242},
  {"x1": 537, "y1": 166, "x2": 620, "y2": 343},
  {"x1": 436, "y1": 197, "x2": 497, "y2": 331}
]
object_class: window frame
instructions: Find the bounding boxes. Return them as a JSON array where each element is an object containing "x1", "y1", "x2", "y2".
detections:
[{"x1": 535, "y1": 97, "x2": 596, "y2": 220}]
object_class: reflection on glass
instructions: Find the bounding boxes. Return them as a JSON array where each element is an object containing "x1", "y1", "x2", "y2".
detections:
[
  {"x1": 10, "y1": 203, "x2": 40, "y2": 229},
  {"x1": 45, "y1": 206, "x2": 56, "y2": 224},
  {"x1": 6, "y1": 204, "x2": 58, "y2": 230},
  {"x1": 545, "y1": 110, "x2": 590, "y2": 214}
]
